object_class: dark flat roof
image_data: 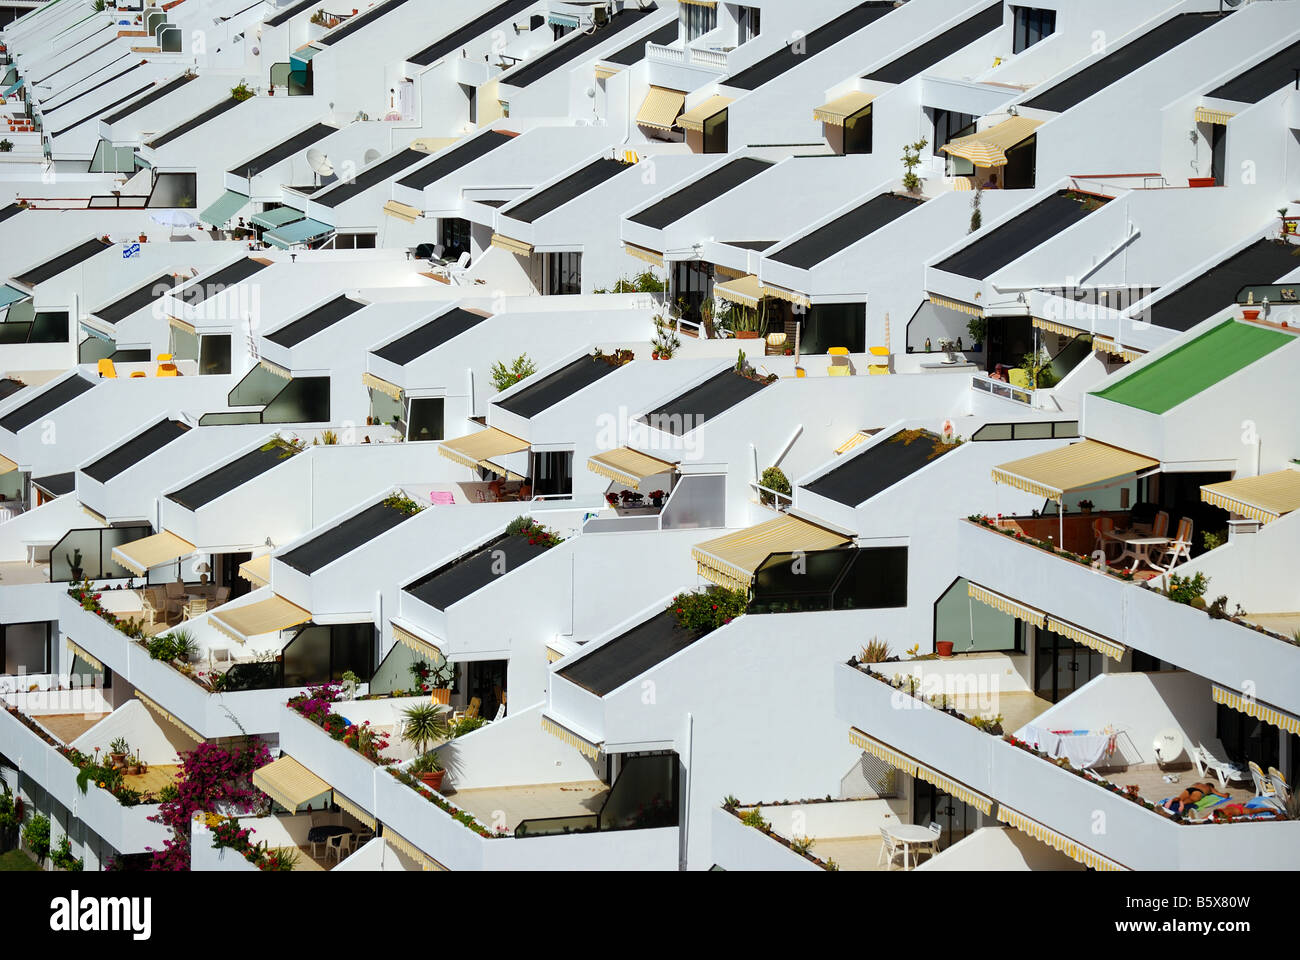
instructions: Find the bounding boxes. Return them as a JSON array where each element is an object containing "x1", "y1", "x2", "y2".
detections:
[
  {"x1": 314, "y1": 147, "x2": 427, "y2": 207},
  {"x1": 177, "y1": 258, "x2": 270, "y2": 305},
  {"x1": 33, "y1": 24, "x2": 117, "y2": 84},
  {"x1": 557, "y1": 610, "x2": 700, "y2": 696},
  {"x1": 317, "y1": 0, "x2": 417, "y2": 46},
  {"x1": 101, "y1": 72, "x2": 199, "y2": 125},
  {"x1": 266, "y1": 295, "x2": 366, "y2": 348},
  {"x1": 146, "y1": 97, "x2": 242, "y2": 150},
  {"x1": 50, "y1": 82, "x2": 156, "y2": 138},
  {"x1": 277, "y1": 500, "x2": 411, "y2": 574},
  {"x1": 0, "y1": 379, "x2": 25, "y2": 403},
  {"x1": 606, "y1": 18, "x2": 678, "y2": 66},
  {"x1": 494, "y1": 354, "x2": 619, "y2": 419},
  {"x1": 404, "y1": 533, "x2": 548, "y2": 609},
  {"x1": 408, "y1": 0, "x2": 536, "y2": 66},
  {"x1": 722, "y1": 239, "x2": 778, "y2": 252},
  {"x1": 31, "y1": 472, "x2": 75, "y2": 498},
  {"x1": 726, "y1": 2, "x2": 895, "y2": 90},
  {"x1": 804, "y1": 429, "x2": 952, "y2": 506},
  {"x1": 933, "y1": 192, "x2": 1103, "y2": 280},
  {"x1": 1022, "y1": 12, "x2": 1225, "y2": 113},
  {"x1": 0, "y1": 204, "x2": 23, "y2": 226},
  {"x1": 14, "y1": 238, "x2": 110, "y2": 288},
  {"x1": 265, "y1": 0, "x2": 321, "y2": 28},
  {"x1": 1206, "y1": 37, "x2": 1300, "y2": 105},
  {"x1": 92, "y1": 274, "x2": 182, "y2": 325},
  {"x1": 503, "y1": 158, "x2": 625, "y2": 223},
  {"x1": 629, "y1": 157, "x2": 772, "y2": 230},
  {"x1": 373, "y1": 307, "x2": 489, "y2": 365},
  {"x1": 165, "y1": 443, "x2": 292, "y2": 511},
  {"x1": 396, "y1": 130, "x2": 516, "y2": 191},
  {"x1": 864, "y1": 2, "x2": 1003, "y2": 83},
  {"x1": 502, "y1": 6, "x2": 656, "y2": 88},
  {"x1": 1145, "y1": 239, "x2": 1300, "y2": 333},
  {"x1": 639, "y1": 369, "x2": 768, "y2": 436},
  {"x1": 83, "y1": 420, "x2": 191, "y2": 483},
  {"x1": 42, "y1": 61, "x2": 148, "y2": 116},
  {"x1": 228, "y1": 122, "x2": 336, "y2": 179},
  {"x1": 0, "y1": 376, "x2": 96, "y2": 435},
  {"x1": 771, "y1": 192, "x2": 923, "y2": 269}
]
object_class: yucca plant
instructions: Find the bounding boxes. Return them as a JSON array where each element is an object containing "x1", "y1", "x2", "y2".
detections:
[
  {"x1": 401, "y1": 702, "x2": 449, "y2": 754},
  {"x1": 859, "y1": 638, "x2": 892, "y2": 663}
]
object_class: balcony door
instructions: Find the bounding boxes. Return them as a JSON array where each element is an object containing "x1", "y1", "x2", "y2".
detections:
[
  {"x1": 912, "y1": 780, "x2": 976, "y2": 852},
  {"x1": 1034, "y1": 628, "x2": 1102, "y2": 703}
]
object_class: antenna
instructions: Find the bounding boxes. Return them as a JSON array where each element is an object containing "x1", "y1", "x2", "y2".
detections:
[{"x1": 306, "y1": 148, "x2": 334, "y2": 186}]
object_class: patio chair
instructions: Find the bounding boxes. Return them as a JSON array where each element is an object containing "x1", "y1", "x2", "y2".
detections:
[
  {"x1": 213, "y1": 586, "x2": 230, "y2": 606},
  {"x1": 764, "y1": 332, "x2": 787, "y2": 356},
  {"x1": 97, "y1": 358, "x2": 117, "y2": 379},
  {"x1": 208, "y1": 647, "x2": 233, "y2": 671},
  {"x1": 1155, "y1": 517, "x2": 1193, "y2": 572},
  {"x1": 182, "y1": 597, "x2": 207, "y2": 620},
  {"x1": 1249, "y1": 761, "x2": 1275, "y2": 798},
  {"x1": 1192, "y1": 743, "x2": 1249, "y2": 788},
  {"x1": 876, "y1": 825, "x2": 904, "y2": 869},
  {"x1": 1268, "y1": 767, "x2": 1290, "y2": 808},
  {"x1": 325, "y1": 831, "x2": 353, "y2": 864},
  {"x1": 464, "y1": 697, "x2": 481, "y2": 720},
  {"x1": 164, "y1": 581, "x2": 187, "y2": 623},
  {"x1": 140, "y1": 587, "x2": 167, "y2": 627},
  {"x1": 1092, "y1": 517, "x2": 1123, "y2": 562},
  {"x1": 1150, "y1": 511, "x2": 1170, "y2": 539}
]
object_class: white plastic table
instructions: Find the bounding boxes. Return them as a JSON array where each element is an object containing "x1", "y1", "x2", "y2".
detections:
[
  {"x1": 890, "y1": 823, "x2": 939, "y2": 869},
  {"x1": 1113, "y1": 533, "x2": 1169, "y2": 572}
]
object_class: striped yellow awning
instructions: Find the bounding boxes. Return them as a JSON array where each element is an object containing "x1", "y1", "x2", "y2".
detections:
[
  {"x1": 991, "y1": 439, "x2": 1157, "y2": 502},
  {"x1": 594, "y1": 62, "x2": 621, "y2": 80},
  {"x1": 678, "y1": 95, "x2": 733, "y2": 133},
  {"x1": 168, "y1": 315, "x2": 196, "y2": 335},
  {"x1": 952, "y1": 176, "x2": 974, "y2": 192},
  {"x1": 587, "y1": 446, "x2": 676, "y2": 490},
  {"x1": 137, "y1": 691, "x2": 203, "y2": 743},
  {"x1": 362, "y1": 371, "x2": 403, "y2": 401},
  {"x1": 941, "y1": 116, "x2": 1043, "y2": 168},
  {"x1": 541, "y1": 714, "x2": 602, "y2": 760},
  {"x1": 679, "y1": 0, "x2": 716, "y2": 6},
  {"x1": 762, "y1": 284, "x2": 812, "y2": 309},
  {"x1": 995, "y1": 805, "x2": 1126, "y2": 871},
  {"x1": 1201, "y1": 470, "x2": 1300, "y2": 525},
  {"x1": 1091, "y1": 336, "x2": 1124, "y2": 356},
  {"x1": 392, "y1": 621, "x2": 442, "y2": 660},
  {"x1": 636, "y1": 86, "x2": 686, "y2": 133},
  {"x1": 382, "y1": 200, "x2": 421, "y2": 223},
  {"x1": 713, "y1": 262, "x2": 747, "y2": 280},
  {"x1": 238, "y1": 553, "x2": 272, "y2": 588},
  {"x1": 66, "y1": 638, "x2": 103, "y2": 672},
  {"x1": 259, "y1": 358, "x2": 293, "y2": 380},
  {"x1": 694, "y1": 514, "x2": 851, "y2": 593},
  {"x1": 929, "y1": 294, "x2": 983, "y2": 316},
  {"x1": 714, "y1": 274, "x2": 763, "y2": 308},
  {"x1": 813, "y1": 91, "x2": 874, "y2": 126},
  {"x1": 967, "y1": 582, "x2": 1046, "y2": 629},
  {"x1": 332, "y1": 790, "x2": 376, "y2": 830},
  {"x1": 1033, "y1": 316, "x2": 1086, "y2": 337},
  {"x1": 914, "y1": 762, "x2": 993, "y2": 816},
  {"x1": 0, "y1": 453, "x2": 16, "y2": 476},
  {"x1": 80, "y1": 505, "x2": 107, "y2": 526},
  {"x1": 438, "y1": 427, "x2": 529, "y2": 472},
  {"x1": 210, "y1": 593, "x2": 310, "y2": 645},
  {"x1": 1120, "y1": 348, "x2": 1144, "y2": 363},
  {"x1": 490, "y1": 233, "x2": 533, "y2": 257},
  {"x1": 253, "y1": 754, "x2": 331, "y2": 812},
  {"x1": 1194, "y1": 106, "x2": 1235, "y2": 126},
  {"x1": 1212, "y1": 685, "x2": 1300, "y2": 736},
  {"x1": 836, "y1": 431, "x2": 874, "y2": 455},
  {"x1": 110, "y1": 530, "x2": 196, "y2": 577},
  {"x1": 848, "y1": 727, "x2": 917, "y2": 775},
  {"x1": 1044, "y1": 615, "x2": 1125, "y2": 662},
  {"x1": 546, "y1": 646, "x2": 564, "y2": 663},
  {"x1": 382, "y1": 829, "x2": 444, "y2": 870},
  {"x1": 624, "y1": 243, "x2": 664, "y2": 268}
]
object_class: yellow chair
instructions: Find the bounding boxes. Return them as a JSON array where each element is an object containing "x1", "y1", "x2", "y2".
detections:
[
  {"x1": 1007, "y1": 368, "x2": 1030, "y2": 389},
  {"x1": 828, "y1": 346, "x2": 852, "y2": 376},
  {"x1": 868, "y1": 365, "x2": 890, "y2": 375},
  {"x1": 97, "y1": 358, "x2": 117, "y2": 379},
  {"x1": 765, "y1": 332, "x2": 787, "y2": 355},
  {"x1": 130, "y1": 371, "x2": 147, "y2": 378},
  {"x1": 869, "y1": 346, "x2": 889, "y2": 357},
  {"x1": 156, "y1": 363, "x2": 179, "y2": 377},
  {"x1": 828, "y1": 346, "x2": 850, "y2": 357}
]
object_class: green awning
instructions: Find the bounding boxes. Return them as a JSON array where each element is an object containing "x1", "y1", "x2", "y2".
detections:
[
  {"x1": 199, "y1": 190, "x2": 250, "y2": 228},
  {"x1": 3, "y1": 78, "x2": 23, "y2": 99},
  {"x1": 2, "y1": 68, "x2": 16, "y2": 89},
  {"x1": 250, "y1": 206, "x2": 304, "y2": 230},
  {"x1": 0, "y1": 285, "x2": 30, "y2": 310},
  {"x1": 1091, "y1": 319, "x2": 1293, "y2": 414},
  {"x1": 264, "y1": 218, "x2": 333, "y2": 249},
  {"x1": 290, "y1": 45, "x2": 322, "y2": 72},
  {"x1": 80, "y1": 322, "x2": 114, "y2": 344},
  {"x1": 548, "y1": 13, "x2": 579, "y2": 28}
]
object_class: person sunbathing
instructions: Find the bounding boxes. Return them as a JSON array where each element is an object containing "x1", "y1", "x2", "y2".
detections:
[{"x1": 1160, "y1": 782, "x2": 1228, "y2": 816}]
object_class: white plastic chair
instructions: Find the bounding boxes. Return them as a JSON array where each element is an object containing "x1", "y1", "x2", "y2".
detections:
[
  {"x1": 325, "y1": 831, "x2": 353, "y2": 864},
  {"x1": 1268, "y1": 767, "x2": 1290, "y2": 809},
  {"x1": 1192, "y1": 743, "x2": 1249, "y2": 788},
  {"x1": 1249, "y1": 761, "x2": 1275, "y2": 798},
  {"x1": 876, "y1": 825, "x2": 904, "y2": 869},
  {"x1": 1155, "y1": 517, "x2": 1193, "y2": 572}
]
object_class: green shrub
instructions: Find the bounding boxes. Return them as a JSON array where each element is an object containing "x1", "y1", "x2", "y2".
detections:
[
  {"x1": 22, "y1": 814, "x2": 50, "y2": 862},
  {"x1": 490, "y1": 354, "x2": 536, "y2": 392},
  {"x1": 1167, "y1": 572, "x2": 1209, "y2": 605},
  {"x1": 50, "y1": 835, "x2": 83, "y2": 872},
  {"x1": 668, "y1": 588, "x2": 747, "y2": 633},
  {"x1": 759, "y1": 466, "x2": 791, "y2": 505},
  {"x1": 739, "y1": 807, "x2": 770, "y2": 831}
]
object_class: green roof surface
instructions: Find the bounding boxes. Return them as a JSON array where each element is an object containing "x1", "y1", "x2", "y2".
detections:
[{"x1": 1091, "y1": 319, "x2": 1293, "y2": 414}]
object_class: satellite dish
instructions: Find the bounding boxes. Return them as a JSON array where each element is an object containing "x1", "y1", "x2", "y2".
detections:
[
  {"x1": 362, "y1": 148, "x2": 381, "y2": 166},
  {"x1": 306, "y1": 148, "x2": 334, "y2": 177},
  {"x1": 1152, "y1": 728, "x2": 1184, "y2": 765}
]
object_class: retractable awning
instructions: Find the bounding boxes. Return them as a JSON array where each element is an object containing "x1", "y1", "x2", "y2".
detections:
[
  {"x1": 490, "y1": 234, "x2": 533, "y2": 257},
  {"x1": 995, "y1": 805, "x2": 1126, "y2": 871},
  {"x1": 210, "y1": 593, "x2": 310, "y2": 644},
  {"x1": 678, "y1": 95, "x2": 733, "y2": 132},
  {"x1": 3, "y1": 78, "x2": 23, "y2": 99},
  {"x1": 137, "y1": 691, "x2": 202, "y2": 743},
  {"x1": 265, "y1": 218, "x2": 333, "y2": 249},
  {"x1": 1032, "y1": 316, "x2": 1087, "y2": 337},
  {"x1": 0, "y1": 285, "x2": 31, "y2": 310},
  {"x1": 692, "y1": 514, "x2": 850, "y2": 592},
  {"x1": 967, "y1": 582, "x2": 1045, "y2": 629},
  {"x1": 623, "y1": 243, "x2": 664, "y2": 268},
  {"x1": 1043, "y1": 615, "x2": 1125, "y2": 662},
  {"x1": 835, "y1": 431, "x2": 874, "y2": 455},
  {"x1": 237, "y1": 553, "x2": 272, "y2": 587},
  {"x1": 199, "y1": 190, "x2": 250, "y2": 228},
  {"x1": 362, "y1": 371, "x2": 403, "y2": 401},
  {"x1": 382, "y1": 200, "x2": 421, "y2": 223},
  {"x1": 813, "y1": 91, "x2": 874, "y2": 125},
  {"x1": 250, "y1": 206, "x2": 305, "y2": 230},
  {"x1": 438, "y1": 427, "x2": 529, "y2": 472},
  {"x1": 714, "y1": 274, "x2": 763, "y2": 308},
  {"x1": 991, "y1": 439, "x2": 1157, "y2": 502},
  {"x1": 253, "y1": 755, "x2": 331, "y2": 812},
  {"x1": 1211, "y1": 685, "x2": 1300, "y2": 736},
  {"x1": 1201, "y1": 470, "x2": 1300, "y2": 524},
  {"x1": 111, "y1": 530, "x2": 196, "y2": 577},
  {"x1": 391, "y1": 621, "x2": 442, "y2": 660},
  {"x1": 290, "y1": 45, "x2": 322, "y2": 72},
  {"x1": 849, "y1": 727, "x2": 916, "y2": 775},
  {"x1": 587, "y1": 447, "x2": 676, "y2": 490},
  {"x1": 66, "y1": 638, "x2": 103, "y2": 672},
  {"x1": 541, "y1": 714, "x2": 602, "y2": 760},
  {"x1": 0, "y1": 453, "x2": 16, "y2": 476},
  {"x1": 636, "y1": 86, "x2": 686, "y2": 133},
  {"x1": 1194, "y1": 106, "x2": 1235, "y2": 126},
  {"x1": 941, "y1": 116, "x2": 1043, "y2": 167},
  {"x1": 928, "y1": 294, "x2": 982, "y2": 316},
  {"x1": 914, "y1": 762, "x2": 993, "y2": 816}
]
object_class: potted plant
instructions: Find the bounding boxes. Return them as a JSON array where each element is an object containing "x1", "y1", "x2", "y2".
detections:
[
  {"x1": 648, "y1": 489, "x2": 665, "y2": 509},
  {"x1": 125, "y1": 753, "x2": 142, "y2": 776},
  {"x1": 108, "y1": 737, "x2": 130, "y2": 768},
  {"x1": 604, "y1": 491, "x2": 619, "y2": 508},
  {"x1": 0, "y1": 139, "x2": 12, "y2": 153},
  {"x1": 409, "y1": 751, "x2": 446, "y2": 791},
  {"x1": 620, "y1": 490, "x2": 645, "y2": 508},
  {"x1": 66, "y1": 548, "x2": 83, "y2": 581},
  {"x1": 1078, "y1": 499, "x2": 1094, "y2": 514},
  {"x1": 935, "y1": 640, "x2": 955, "y2": 658},
  {"x1": 402, "y1": 701, "x2": 449, "y2": 772},
  {"x1": 966, "y1": 316, "x2": 986, "y2": 352}
]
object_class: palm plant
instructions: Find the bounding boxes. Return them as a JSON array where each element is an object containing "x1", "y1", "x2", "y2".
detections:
[{"x1": 401, "y1": 702, "x2": 449, "y2": 754}]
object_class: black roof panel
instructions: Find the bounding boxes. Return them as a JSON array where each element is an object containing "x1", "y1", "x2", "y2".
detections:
[
  {"x1": 933, "y1": 192, "x2": 1102, "y2": 280},
  {"x1": 494, "y1": 354, "x2": 619, "y2": 419},
  {"x1": 502, "y1": 6, "x2": 656, "y2": 88},
  {"x1": 408, "y1": 0, "x2": 536, "y2": 66},
  {"x1": 629, "y1": 157, "x2": 772, "y2": 229},
  {"x1": 1023, "y1": 13, "x2": 1224, "y2": 113},
  {"x1": 317, "y1": 0, "x2": 417, "y2": 46},
  {"x1": 265, "y1": 0, "x2": 321, "y2": 28},
  {"x1": 50, "y1": 83, "x2": 155, "y2": 138},
  {"x1": 804, "y1": 429, "x2": 949, "y2": 506},
  {"x1": 639, "y1": 369, "x2": 768, "y2": 436},
  {"x1": 726, "y1": 2, "x2": 895, "y2": 90},
  {"x1": 557, "y1": 610, "x2": 701, "y2": 696},
  {"x1": 83, "y1": 420, "x2": 191, "y2": 483},
  {"x1": 771, "y1": 193, "x2": 923, "y2": 269},
  {"x1": 102, "y1": 72, "x2": 199, "y2": 125},
  {"x1": 31, "y1": 472, "x2": 75, "y2": 498},
  {"x1": 0, "y1": 376, "x2": 96, "y2": 435},
  {"x1": 373, "y1": 307, "x2": 489, "y2": 365},
  {"x1": 165, "y1": 444, "x2": 292, "y2": 511},
  {"x1": 228, "y1": 122, "x2": 336, "y2": 179},
  {"x1": 606, "y1": 18, "x2": 678, "y2": 66},
  {"x1": 314, "y1": 147, "x2": 427, "y2": 207},
  {"x1": 1145, "y1": 238, "x2": 1300, "y2": 333},
  {"x1": 14, "y1": 238, "x2": 110, "y2": 288},
  {"x1": 0, "y1": 203, "x2": 23, "y2": 226},
  {"x1": 0, "y1": 379, "x2": 25, "y2": 403},
  {"x1": 147, "y1": 97, "x2": 242, "y2": 150},
  {"x1": 503, "y1": 158, "x2": 625, "y2": 223},
  {"x1": 1206, "y1": 37, "x2": 1300, "y2": 105},
  {"x1": 864, "y1": 2, "x2": 1003, "y2": 83},
  {"x1": 396, "y1": 130, "x2": 516, "y2": 191},
  {"x1": 177, "y1": 258, "x2": 270, "y2": 305},
  {"x1": 43, "y1": 61, "x2": 148, "y2": 116},
  {"x1": 266, "y1": 295, "x2": 366, "y2": 348},
  {"x1": 277, "y1": 501, "x2": 411, "y2": 574},
  {"x1": 404, "y1": 533, "x2": 547, "y2": 609},
  {"x1": 92, "y1": 274, "x2": 182, "y2": 325}
]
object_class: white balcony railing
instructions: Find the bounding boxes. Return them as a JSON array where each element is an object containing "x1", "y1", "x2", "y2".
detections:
[{"x1": 646, "y1": 42, "x2": 728, "y2": 72}]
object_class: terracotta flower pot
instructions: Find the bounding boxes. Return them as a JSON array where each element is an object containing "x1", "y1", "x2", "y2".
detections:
[
  {"x1": 736, "y1": 331, "x2": 760, "y2": 340},
  {"x1": 420, "y1": 769, "x2": 446, "y2": 792},
  {"x1": 1242, "y1": 309, "x2": 1260, "y2": 320},
  {"x1": 936, "y1": 640, "x2": 955, "y2": 658},
  {"x1": 1187, "y1": 177, "x2": 1216, "y2": 188}
]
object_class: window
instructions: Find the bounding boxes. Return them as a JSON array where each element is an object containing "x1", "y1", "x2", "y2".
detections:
[
  {"x1": 199, "y1": 335, "x2": 231, "y2": 375},
  {"x1": 683, "y1": 3, "x2": 717, "y2": 41},
  {"x1": 147, "y1": 172, "x2": 197, "y2": 208},
  {"x1": 671, "y1": 259, "x2": 713, "y2": 325},
  {"x1": 407, "y1": 397, "x2": 444, "y2": 441},
  {"x1": 545, "y1": 252, "x2": 582, "y2": 296},
  {"x1": 369, "y1": 386, "x2": 403, "y2": 430},
  {"x1": 933, "y1": 577, "x2": 1024, "y2": 654},
  {"x1": 749, "y1": 547, "x2": 908, "y2": 614},
  {"x1": 282, "y1": 623, "x2": 376, "y2": 688},
  {"x1": 89, "y1": 139, "x2": 135, "y2": 174},
  {"x1": 262, "y1": 376, "x2": 330, "y2": 423},
  {"x1": 170, "y1": 323, "x2": 199, "y2": 362},
  {"x1": 439, "y1": 218, "x2": 471, "y2": 261},
  {"x1": 702, "y1": 109, "x2": 728, "y2": 154},
  {"x1": 531, "y1": 450, "x2": 573, "y2": 498},
  {"x1": 843, "y1": 105, "x2": 873, "y2": 155},
  {"x1": 933, "y1": 110, "x2": 976, "y2": 156},
  {"x1": 797, "y1": 302, "x2": 866, "y2": 355},
  {"x1": 1012, "y1": 6, "x2": 1056, "y2": 54},
  {"x1": 738, "y1": 5, "x2": 761, "y2": 44},
  {"x1": 3, "y1": 622, "x2": 52, "y2": 675},
  {"x1": 331, "y1": 232, "x2": 376, "y2": 250},
  {"x1": 1001, "y1": 134, "x2": 1036, "y2": 190}
]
